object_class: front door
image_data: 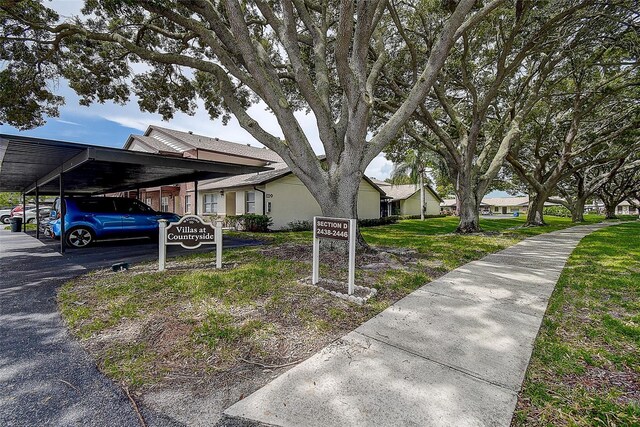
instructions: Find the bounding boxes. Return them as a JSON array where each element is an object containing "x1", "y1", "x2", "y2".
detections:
[
  {"x1": 502, "y1": 207, "x2": 508, "y2": 214},
  {"x1": 226, "y1": 192, "x2": 236, "y2": 216}
]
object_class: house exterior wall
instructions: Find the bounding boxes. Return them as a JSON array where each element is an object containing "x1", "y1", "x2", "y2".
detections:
[
  {"x1": 266, "y1": 174, "x2": 380, "y2": 229},
  {"x1": 400, "y1": 189, "x2": 441, "y2": 216},
  {"x1": 139, "y1": 186, "x2": 181, "y2": 213},
  {"x1": 197, "y1": 174, "x2": 380, "y2": 229},
  {"x1": 489, "y1": 204, "x2": 528, "y2": 214},
  {"x1": 616, "y1": 205, "x2": 638, "y2": 215}
]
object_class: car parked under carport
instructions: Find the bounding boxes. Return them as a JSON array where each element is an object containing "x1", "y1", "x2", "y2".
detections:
[
  {"x1": 0, "y1": 134, "x2": 271, "y2": 253},
  {"x1": 47, "y1": 197, "x2": 180, "y2": 248}
]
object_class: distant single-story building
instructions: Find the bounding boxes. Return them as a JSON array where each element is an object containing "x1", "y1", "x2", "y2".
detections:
[
  {"x1": 440, "y1": 198, "x2": 490, "y2": 215},
  {"x1": 440, "y1": 196, "x2": 562, "y2": 215},
  {"x1": 372, "y1": 180, "x2": 442, "y2": 217},
  {"x1": 483, "y1": 197, "x2": 530, "y2": 215},
  {"x1": 614, "y1": 200, "x2": 639, "y2": 215}
]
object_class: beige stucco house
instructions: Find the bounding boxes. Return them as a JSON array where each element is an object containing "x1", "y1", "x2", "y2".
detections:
[
  {"x1": 198, "y1": 162, "x2": 384, "y2": 229},
  {"x1": 120, "y1": 125, "x2": 384, "y2": 229},
  {"x1": 372, "y1": 180, "x2": 442, "y2": 217}
]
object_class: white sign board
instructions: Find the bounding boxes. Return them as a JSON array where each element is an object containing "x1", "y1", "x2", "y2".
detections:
[
  {"x1": 312, "y1": 216, "x2": 357, "y2": 295},
  {"x1": 158, "y1": 215, "x2": 223, "y2": 271}
]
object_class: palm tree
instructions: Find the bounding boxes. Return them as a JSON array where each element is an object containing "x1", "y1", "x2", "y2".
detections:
[{"x1": 391, "y1": 149, "x2": 429, "y2": 220}]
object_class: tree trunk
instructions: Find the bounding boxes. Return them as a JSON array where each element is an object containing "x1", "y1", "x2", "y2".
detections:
[
  {"x1": 315, "y1": 173, "x2": 371, "y2": 252},
  {"x1": 604, "y1": 204, "x2": 617, "y2": 219},
  {"x1": 525, "y1": 193, "x2": 547, "y2": 226},
  {"x1": 455, "y1": 178, "x2": 480, "y2": 233},
  {"x1": 572, "y1": 197, "x2": 586, "y2": 222},
  {"x1": 419, "y1": 173, "x2": 425, "y2": 221}
]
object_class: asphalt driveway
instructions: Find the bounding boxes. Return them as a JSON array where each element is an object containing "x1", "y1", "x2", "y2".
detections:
[{"x1": 0, "y1": 230, "x2": 262, "y2": 427}]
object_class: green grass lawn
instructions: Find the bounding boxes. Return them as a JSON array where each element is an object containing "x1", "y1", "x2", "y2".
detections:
[
  {"x1": 58, "y1": 214, "x2": 635, "y2": 394},
  {"x1": 361, "y1": 214, "x2": 605, "y2": 270},
  {"x1": 513, "y1": 222, "x2": 640, "y2": 426}
]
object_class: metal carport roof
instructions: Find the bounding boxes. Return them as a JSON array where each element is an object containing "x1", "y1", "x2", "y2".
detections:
[{"x1": 0, "y1": 134, "x2": 271, "y2": 195}]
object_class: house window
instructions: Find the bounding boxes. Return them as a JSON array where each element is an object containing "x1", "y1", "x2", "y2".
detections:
[
  {"x1": 161, "y1": 196, "x2": 170, "y2": 212},
  {"x1": 203, "y1": 194, "x2": 218, "y2": 213},
  {"x1": 185, "y1": 195, "x2": 192, "y2": 214},
  {"x1": 494, "y1": 206, "x2": 500, "y2": 212},
  {"x1": 245, "y1": 191, "x2": 256, "y2": 214},
  {"x1": 145, "y1": 198, "x2": 153, "y2": 209}
]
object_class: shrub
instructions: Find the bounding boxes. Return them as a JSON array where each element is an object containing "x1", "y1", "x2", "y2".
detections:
[
  {"x1": 398, "y1": 214, "x2": 447, "y2": 220},
  {"x1": 286, "y1": 220, "x2": 313, "y2": 231},
  {"x1": 543, "y1": 206, "x2": 571, "y2": 217},
  {"x1": 225, "y1": 214, "x2": 273, "y2": 232},
  {"x1": 358, "y1": 216, "x2": 399, "y2": 227}
]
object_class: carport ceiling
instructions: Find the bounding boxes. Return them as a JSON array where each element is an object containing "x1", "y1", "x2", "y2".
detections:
[{"x1": 0, "y1": 134, "x2": 271, "y2": 195}]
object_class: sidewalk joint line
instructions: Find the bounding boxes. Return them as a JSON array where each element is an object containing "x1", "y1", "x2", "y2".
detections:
[{"x1": 354, "y1": 331, "x2": 520, "y2": 394}]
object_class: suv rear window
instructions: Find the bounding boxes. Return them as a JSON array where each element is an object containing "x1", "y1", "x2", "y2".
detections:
[
  {"x1": 115, "y1": 199, "x2": 155, "y2": 214},
  {"x1": 74, "y1": 199, "x2": 116, "y2": 213}
]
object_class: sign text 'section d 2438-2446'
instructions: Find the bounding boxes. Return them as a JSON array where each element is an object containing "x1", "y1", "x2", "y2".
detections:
[{"x1": 314, "y1": 217, "x2": 350, "y2": 241}]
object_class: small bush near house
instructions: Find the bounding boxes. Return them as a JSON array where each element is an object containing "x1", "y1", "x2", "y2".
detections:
[
  {"x1": 543, "y1": 206, "x2": 571, "y2": 217},
  {"x1": 398, "y1": 214, "x2": 447, "y2": 220},
  {"x1": 286, "y1": 220, "x2": 313, "y2": 231},
  {"x1": 358, "y1": 216, "x2": 399, "y2": 227},
  {"x1": 201, "y1": 214, "x2": 223, "y2": 223},
  {"x1": 225, "y1": 214, "x2": 273, "y2": 232}
]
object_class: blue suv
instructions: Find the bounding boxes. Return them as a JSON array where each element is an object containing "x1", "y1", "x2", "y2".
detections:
[{"x1": 48, "y1": 197, "x2": 180, "y2": 248}]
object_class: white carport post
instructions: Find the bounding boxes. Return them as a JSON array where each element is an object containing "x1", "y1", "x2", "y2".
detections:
[
  {"x1": 215, "y1": 220, "x2": 223, "y2": 269},
  {"x1": 158, "y1": 219, "x2": 167, "y2": 271}
]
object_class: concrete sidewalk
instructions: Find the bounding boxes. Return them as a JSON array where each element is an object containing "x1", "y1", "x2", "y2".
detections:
[{"x1": 224, "y1": 223, "x2": 610, "y2": 427}]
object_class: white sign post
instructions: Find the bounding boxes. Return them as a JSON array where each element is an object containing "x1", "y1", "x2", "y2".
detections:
[
  {"x1": 312, "y1": 216, "x2": 357, "y2": 295},
  {"x1": 158, "y1": 215, "x2": 223, "y2": 271},
  {"x1": 159, "y1": 219, "x2": 168, "y2": 272}
]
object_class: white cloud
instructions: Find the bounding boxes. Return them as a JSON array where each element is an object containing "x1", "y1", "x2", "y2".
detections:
[
  {"x1": 55, "y1": 119, "x2": 82, "y2": 126},
  {"x1": 365, "y1": 154, "x2": 393, "y2": 180}
]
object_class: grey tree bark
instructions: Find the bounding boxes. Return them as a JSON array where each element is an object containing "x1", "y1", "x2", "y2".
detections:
[{"x1": 525, "y1": 192, "x2": 548, "y2": 226}]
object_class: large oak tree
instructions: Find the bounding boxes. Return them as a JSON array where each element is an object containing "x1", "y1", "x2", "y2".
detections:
[{"x1": 0, "y1": 0, "x2": 503, "y2": 245}]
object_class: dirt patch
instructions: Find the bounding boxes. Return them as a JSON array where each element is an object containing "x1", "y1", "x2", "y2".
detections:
[{"x1": 564, "y1": 366, "x2": 640, "y2": 406}]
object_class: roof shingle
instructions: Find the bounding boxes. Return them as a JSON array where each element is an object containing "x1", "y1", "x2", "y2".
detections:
[{"x1": 148, "y1": 126, "x2": 283, "y2": 162}]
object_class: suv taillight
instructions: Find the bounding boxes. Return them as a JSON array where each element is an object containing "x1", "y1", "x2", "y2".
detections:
[{"x1": 56, "y1": 212, "x2": 61, "y2": 219}]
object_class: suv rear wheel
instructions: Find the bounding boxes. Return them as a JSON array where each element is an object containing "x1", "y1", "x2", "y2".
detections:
[{"x1": 66, "y1": 227, "x2": 94, "y2": 248}]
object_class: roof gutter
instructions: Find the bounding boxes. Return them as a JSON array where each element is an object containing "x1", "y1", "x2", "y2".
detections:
[{"x1": 254, "y1": 186, "x2": 266, "y2": 215}]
